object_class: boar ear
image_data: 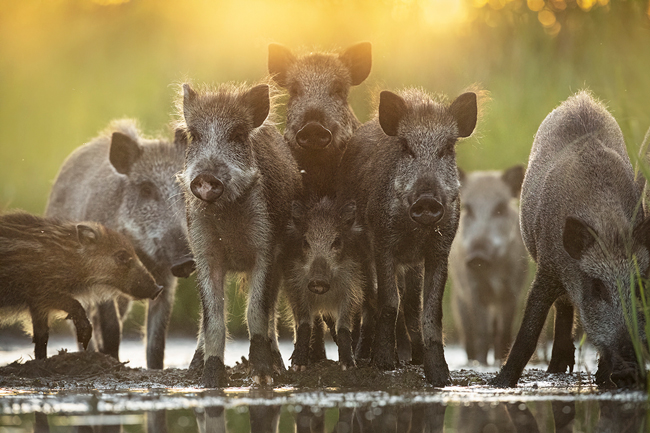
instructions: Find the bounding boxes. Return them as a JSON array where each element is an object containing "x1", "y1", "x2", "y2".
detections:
[
  {"x1": 563, "y1": 216, "x2": 596, "y2": 260},
  {"x1": 245, "y1": 84, "x2": 270, "y2": 129},
  {"x1": 340, "y1": 200, "x2": 357, "y2": 227},
  {"x1": 268, "y1": 44, "x2": 295, "y2": 88},
  {"x1": 449, "y1": 92, "x2": 477, "y2": 138},
  {"x1": 379, "y1": 91, "x2": 407, "y2": 137},
  {"x1": 501, "y1": 165, "x2": 526, "y2": 198},
  {"x1": 182, "y1": 83, "x2": 197, "y2": 120},
  {"x1": 340, "y1": 42, "x2": 372, "y2": 86},
  {"x1": 76, "y1": 224, "x2": 99, "y2": 245},
  {"x1": 291, "y1": 200, "x2": 306, "y2": 223},
  {"x1": 109, "y1": 132, "x2": 142, "y2": 175}
]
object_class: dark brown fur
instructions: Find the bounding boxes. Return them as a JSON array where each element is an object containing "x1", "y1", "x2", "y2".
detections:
[{"x1": 0, "y1": 212, "x2": 160, "y2": 360}]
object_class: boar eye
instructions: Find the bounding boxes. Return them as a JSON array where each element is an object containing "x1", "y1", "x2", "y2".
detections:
[
  {"x1": 188, "y1": 127, "x2": 202, "y2": 143},
  {"x1": 289, "y1": 82, "x2": 302, "y2": 98},
  {"x1": 302, "y1": 238, "x2": 310, "y2": 250},
  {"x1": 493, "y1": 202, "x2": 508, "y2": 217},
  {"x1": 463, "y1": 203, "x2": 474, "y2": 218},
  {"x1": 330, "y1": 81, "x2": 347, "y2": 98},
  {"x1": 139, "y1": 181, "x2": 158, "y2": 201},
  {"x1": 229, "y1": 128, "x2": 248, "y2": 144},
  {"x1": 592, "y1": 278, "x2": 611, "y2": 304},
  {"x1": 332, "y1": 236, "x2": 342, "y2": 250},
  {"x1": 115, "y1": 250, "x2": 133, "y2": 266},
  {"x1": 400, "y1": 138, "x2": 415, "y2": 158},
  {"x1": 437, "y1": 139, "x2": 456, "y2": 158}
]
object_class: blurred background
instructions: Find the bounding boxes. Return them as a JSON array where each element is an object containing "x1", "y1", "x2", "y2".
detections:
[{"x1": 1, "y1": 0, "x2": 649, "y2": 341}]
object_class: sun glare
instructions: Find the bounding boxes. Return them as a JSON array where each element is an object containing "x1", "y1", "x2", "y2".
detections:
[{"x1": 419, "y1": 0, "x2": 466, "y2": 26}]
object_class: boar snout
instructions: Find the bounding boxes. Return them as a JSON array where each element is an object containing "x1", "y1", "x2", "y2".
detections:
[
  {"x1": 190, "y1": 173, "x2": 224, "y2": 202},
  {"x1": 466, "y1": 239, "x2": 494, "y2": 269},
  {"x1": 171, "y1": 257, "x2": 196, "y2": 278},
  {"x1": 308, "y1": 279, "x2": 331, "y2": 294},
  {"x1": 409, "y1": 194, "x2": 444, "y2": 226},
  {"x1": 296, "y1": 122, "x2": 333, "y2": 149}
]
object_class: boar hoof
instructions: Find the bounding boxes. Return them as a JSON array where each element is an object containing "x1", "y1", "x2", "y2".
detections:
[
  {"x1": 271, "y1": 349, "x2": 286, "y2": 373},
  {"x1": 249, "y1": 334, "x2": 274, "y2": 383},
  {"x1": 253, "y1": 374, "x2": 273, "y2": 386},
  {"x1": 423, "y1": 342, "x2": 451, "y2": 387},
  {"x1": 489, "y1": 373, "x2": 518, "y2": 388},
  {"x1": 74, "y1": 319, "x2": 93, "y2": 351},
  {"x1": 201, "y1": 356, "x2": 228, "y2": 388}
]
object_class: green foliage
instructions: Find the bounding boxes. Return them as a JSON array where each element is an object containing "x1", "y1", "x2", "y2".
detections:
[{"x1": 1, "y1": 0, "x2": 649, "y2": 335}]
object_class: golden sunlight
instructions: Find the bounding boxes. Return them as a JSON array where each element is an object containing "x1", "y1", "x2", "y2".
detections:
[{"x1": 418, "y1": 0, "x2": 467, "y2": 26}]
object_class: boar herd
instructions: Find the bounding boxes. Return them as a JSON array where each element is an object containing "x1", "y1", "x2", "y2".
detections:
[{"x1": 0, "y1": 42, "x2": 648, "y2": 390}]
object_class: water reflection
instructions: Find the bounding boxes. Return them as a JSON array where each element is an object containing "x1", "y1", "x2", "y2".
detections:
[{"x1": 5, "y1": 399, "x2": 648, "y2": 432}]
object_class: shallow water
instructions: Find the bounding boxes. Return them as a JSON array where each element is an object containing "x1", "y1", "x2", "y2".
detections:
[{"x1": 0, "y1": 336, "x2": 647, "y2": 432}]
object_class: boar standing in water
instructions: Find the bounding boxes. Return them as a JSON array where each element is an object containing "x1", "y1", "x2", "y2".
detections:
[
  {"x1": 0, "y1": 212, "x2": 161, "y2": 360},
  {"x1": 449, "y1": 166, "x2": 528, "y2": 365},
  {"x1": 179, "y1": 83, "x2": 300, "y2": 387},
  {"x1": 269, "y1": 42, "x2": 381, "y2": 360},
  {"x1": 492, "y1": 91, "x2": 649, "y2": 389},
  {"x1": 46, "y1": 120, "x2": 194, "y2": 369},
  {"x1": 282, "y1": 196, "x2": 365, "y2": 370},
  {"x1": 339, "y1": 88, "x2": 478, "y2": 386}
]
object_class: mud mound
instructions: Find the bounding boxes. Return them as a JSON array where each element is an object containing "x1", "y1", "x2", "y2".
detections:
[{"x1": 0, "y1": 350, "x2": 125, "y2": 379}]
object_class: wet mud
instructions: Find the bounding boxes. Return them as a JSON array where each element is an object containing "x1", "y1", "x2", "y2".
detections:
[{"x1": 0, "y1": 349, "x2": 596, "y2": 393}]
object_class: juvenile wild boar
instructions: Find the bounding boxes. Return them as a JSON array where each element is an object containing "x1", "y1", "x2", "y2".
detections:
[
  {"x1": 339, "y1": 88, "x2": 478, "y2": 386},
  {"x1": 179, "y1": 82, "x2": 301, "y2": 387},
  {"x1": 268, "y1": 42, "x2": 371, "y2": 197},
  {"x1": 492, "y1": 91, "x2": 649, "y2": 389},
  {"x1": 0, "y1": 212, "x2": 161, "y2": 360},
  {"x1": 449, "y1": 166, "x2": 528, "y2": 365},
  {"x1": 282, "y1": 196, "x2": 365, "y2": 370},
  {"x1": 46, "y1": 120, "x2": 193, "y2": 369}
]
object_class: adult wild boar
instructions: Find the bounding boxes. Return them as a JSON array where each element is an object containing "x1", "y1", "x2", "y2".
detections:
[
  {"x1": 339, "y1": 88, "x2": 478, "y2": 386},
  {"x1": 179, "y1": 82, "x2": 300, "y2": 387},
  {"x1": 46, "y1": 120, "x2": 193, "y2": 369},
  {"x1": 0, "y1": 212, "x2": 160, "y2": 360},
  {"x1": 492, "y1": 91, "x2": 649, "y2": 389},
  {"x1": 449, "y1": 166, "x2": 528, "y2": 365},
  {"x1": 268, "y1": 42, "x2": 371, "y2": 197}
]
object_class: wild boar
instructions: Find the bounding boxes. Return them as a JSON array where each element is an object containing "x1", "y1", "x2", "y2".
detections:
[
  {"x1": 449, "y1": 166, "x2": 528, "y2": 364},
  {"x1": 339, "y1": 88, "x2": 478, "y2": 386},
  {"x1": 0, "y1": 212, "x2": 160, "y2": 360},
  {"x1": 179, "y1": 82, "x2": 301, "y2": 387},
  {"x1": 492, "y1": 91, "x2": 649, "y2": 389},
  {"x1": 46, "y1": 120, "x2": 193, "y2": 369}
]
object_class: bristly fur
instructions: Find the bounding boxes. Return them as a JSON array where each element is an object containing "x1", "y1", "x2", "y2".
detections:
[{"x1": 0, "y1": 211, "x2": 157, "y2": 335}]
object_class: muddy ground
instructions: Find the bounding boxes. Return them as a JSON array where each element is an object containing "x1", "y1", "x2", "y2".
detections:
[{"x1": 0, "y1": 349, "x2": 597, "y2": 393}]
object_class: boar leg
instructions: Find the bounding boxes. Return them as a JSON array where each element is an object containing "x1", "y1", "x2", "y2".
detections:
[
  {"x1": 494, "y1": 295, "x2": 517, "y2": 364},
  {"x1": 372, "y1": 248, "x2": 399, "y2": 370},
  {"x1": 491, "y1": 267, "x2": 561, "y2": 387},
  {"x1": 309, "y1": 315, "x2": 328, "y2": 363},
  {"x1": 356, "y1": 258, "x2": 376, "y2": 360},
  {"x1": 96, "y1": 299, "x2": 122, "y2": 360},
  {"x1": 199, "y1": 260, "x2": 227, "y2": 388},
  {"x1": 247, "y1": 258, "x2": 281, "y2": 384},
  {"x1": 337, "y1": 292, "x2": 358, "y2": 370},
  {"x1": 146, "y1": 276, "x2": 177, "y2": 369},
  {"x1": 547, "y1": 296, "x2": 575, "y2": 374},
  {"x1": 189, "y1": 324, "x2": 205, "y2": 373},
  {"x1": 292, "y1": 322, "x2": 311, "y2": 371},
  {"x1": 403, "y1": 266, "x2": 424, "y2": 364},
  {"x1": 422, "y1": 255, "x2": 451, "y2": 387},
  {"x1": 30, "y1": 307, "x2": 49, "y2": 360},
  {"x1": 268, "y1": 306, "x2": 285, "y2": 372}
]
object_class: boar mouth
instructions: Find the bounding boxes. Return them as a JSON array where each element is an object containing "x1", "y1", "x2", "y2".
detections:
[{"x1": 149, "y1": 284, "x2": 164, "y2": 300}]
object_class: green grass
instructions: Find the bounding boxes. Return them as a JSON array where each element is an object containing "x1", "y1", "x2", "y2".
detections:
[{"x1": 2, "y1": 0, "x2": 649, "y2": 336}]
